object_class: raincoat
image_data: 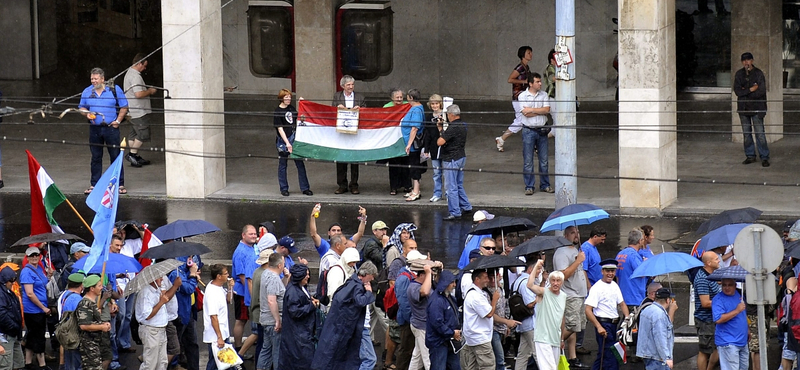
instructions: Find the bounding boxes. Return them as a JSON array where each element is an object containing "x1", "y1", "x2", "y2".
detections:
[
  {"x1": 278, "y1": 265, "x2": 317, "y2": 370},
  {"x1": 426, "y1": 270, "x2": 460, "y2": 349}
]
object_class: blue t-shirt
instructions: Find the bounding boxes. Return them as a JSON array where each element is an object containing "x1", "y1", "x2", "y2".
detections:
[
  {"x1": 232, "y1": 242, "x2": 257, "y2": 304},
  {"x1": 615, "y1": 247, "x2": 647, "y2": 305},
  {"x1": 62, "y1": 291, "x2": 83, "y2": 314},
  {"x1": 20, "y1": 265, "x2": 48, "y2": 314},
  {"x1": 581, "y1": 241, "x2": 602, "y2": 285},
  {"x1": 638, "y1": 245, "x2": 655, "y2": 260},
  {"x1": 693, "y1": 268, "x2": 721, "y2": 323},
  {"x1": 400, "y1": 105, "x2": 424, "y2": 152},
  {"x1": 712, "y1": 291, "x2": 747, "y2": 346},
  {"x1": 317, "y1": 239, "x2": 331, "y2": 258},
  {"x1": 458, "y1": 235, "x2": 481, "y2": 270},
  {"x1": 78, "y1": 85, "x2": 129, "y2": 125}
]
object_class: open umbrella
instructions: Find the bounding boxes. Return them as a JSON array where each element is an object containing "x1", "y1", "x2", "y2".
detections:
[
  {"x1": 469, "y1": 217, "x2": 538, "y2": 236},
  {"x1": 153, "y1": 220, "x2": 221, "y2": 241},
  {"x1": 696, "y1": 207, "x2": 761, "y2": 234},
  {"x1": 695, "y1": 223, "x2": 750, "y2": 254},
  {"x1": 706, "y1": 265, "x2": 749, "y2": 282},
  {"x1": 72, "y1": 253, "x2": 143, "y2": 275},
  {"x1": 540, "y1": 203, "x2": 609, "y2": 233},
  {"x1": 630, "y1": 252, "x2": 704, "y2": 278},
  {"x1": 509, "y1": 236, "x2": 572, "y2": 258},
  {"x1": 139, "y1": 241, "x2": 211, "y2": 260},
  {"x1": 785, "y1": 240, "x2": 800, "y2": 259},
  {"x1": 124, "y1": 259, "x2": 183, "y2": 297},
  {"x1": 462, "y1": 255, "x2": 526, "y2": 271},
  {"x1": 115, "y1": 220, "x2": 144, "y2": 240},
  {"x1": 12, "y1": 233, "x2": 85, "y2": 247}
]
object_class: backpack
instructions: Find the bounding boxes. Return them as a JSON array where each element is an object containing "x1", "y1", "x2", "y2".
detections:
[
  {"x1": 374, "y1": 267, "x2": 390, "y2": 311},
  {"x1": 314, "y1": 265, "x2": 344, "y2": 307},
  {"x1": 383, "y1": 271, "x2": 414, "y2": 320},
  {"x1": 508, "y1": 277, "x2": 534, "y2": 321},
  {"x1": 619, "y1": 301, "x2": 653, "y2": 346},
  {"x1": 55, "y1": 292, "x2": 80, "y2": 350}
]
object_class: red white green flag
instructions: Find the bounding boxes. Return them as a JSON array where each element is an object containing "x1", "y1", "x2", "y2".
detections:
[
  {"x1": 27, "y1": 150, "x2": 67, "y2": 235},
  {"x1": 292, "y1": 100, "x2": 412, "y2": 162},
  {"x1": 612, "y1": 341, "x2": 627, "y2": 364}
]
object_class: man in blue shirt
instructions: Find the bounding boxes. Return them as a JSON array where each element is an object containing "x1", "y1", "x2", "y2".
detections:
[
  {"x1": 615, "y1": 228, "x2": 647, "y2": 310},
  {"x1": 231, "y1": 225, "x2": 259, "y2": 352},
  {"x1": 637, "y1": 288, "x2": 675, "y2": 370},
  {"x1": 693, "y1": 251, "x2": 721, "y2": 370},
  {"x1": 60, "y1": 273, "x2": 85, "y2": 370},
  {"x1": 581, "y1": 226, "x2": 606, "y2": 286},
  {"x1": 713, "y1": 278, "x2": 748, "y2": 370},
  {"x1": 308, "y1": 204, "x2": 367, "y2": 261},
  {"x1": 78, "y1": 68, "x2": 128, "y2": 194}
]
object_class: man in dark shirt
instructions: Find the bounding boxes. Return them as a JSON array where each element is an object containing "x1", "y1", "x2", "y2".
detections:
[
  {"x1": 331, "y1": 75, "x2": 366, "y2": 194},
  {"x1": 437, "y1": 104, "x2": 472, "y2": 220},
  {"x1": 693, "y1": 251, "x2": 721, "y2": 370},
  {"x1": 734, "y1": 52, "x2": 770, "y2": 167}
]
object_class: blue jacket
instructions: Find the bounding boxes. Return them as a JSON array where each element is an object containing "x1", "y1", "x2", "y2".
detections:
[
  {"x1": 167, "y1": 259, "x2": 199, "y2": 326},
  {"x1": 395, "y1": 267, "x2": 414, "y2": 325},
  {"x1": 426, "y1": 272, "x2": 460, "y2": 349},
  {"x1": 636, "y1": 302, "x2": 673, "y2": 362},
  {"x1": 278, "y1": 278, "x2": 317, "y2": 370},
  {"x1": 0, "y1": 267, "x2": 22, "y2": 338}
]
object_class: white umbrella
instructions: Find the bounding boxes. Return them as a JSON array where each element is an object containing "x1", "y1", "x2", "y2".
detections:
[{"x1": 124, "y1": 259, "x2": 183, "y2": 297}]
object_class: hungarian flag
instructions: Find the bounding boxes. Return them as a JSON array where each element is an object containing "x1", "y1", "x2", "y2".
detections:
[
  {"x1": 138, "y1": 226, "x2": 162, "y2": 268},
  {"x1": 292, "y1": 100, "x2": 412, "y2": 162},
  {"x1": 27, "y1": 150, "x2": 67, "y2": 235},
  {"x1": 612, "y1": 341, "x2": 627, "y2": 364}
]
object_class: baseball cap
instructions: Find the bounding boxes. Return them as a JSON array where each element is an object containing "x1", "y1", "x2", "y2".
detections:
[
  {"x1": 406, "y1": 250, "x2": 426, "y2": 262},
  {"x1": 279, "y1": 236, "x2": 297, "y2": 253},
  {"x1": 655, "y1": 288, "x2": 673, "y2": 299},
  {"x1": 70, "y1": 242, "x2": 91, "y2": 254},
  {"x1": 372, "y1": 221, "x2": 389, "y2": 230},
  {"x1": 25, "y1": 247, "x2": 41, "y2": 256},
  {"x1": 473, "y1": 210, "x2": 495, "y2": 222},
  {"x1": 741, "y1": 52, "x2": 754, "y2": 61}
]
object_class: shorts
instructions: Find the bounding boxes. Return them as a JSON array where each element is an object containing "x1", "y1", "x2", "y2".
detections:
[
  {"x1": 564, "y1": 297, "x2": 586, "y2": 333},
  {"x1": 233, "y1": 295, "x2": 249, "y2": 321},
  {"x1": 386, "y1": 319, "x2": 401, "y2": 344},
  {"x1": 23, "y1": 312, "x2": 47, "y2": 353},
  {"x1": 696, "y1": 320, "x2": 716, "y2": 354},
  {"x1": 100, "y1": 332, "x2": 113, "y2": 361},
  {"x1": 783, "y1": 332, "x2": 797, "y2": 361},
  {"x1": 166, "y1": 321, "x2": 180, "y2": 356},
  {"x1": 0, "y1": 335, "x2": 25, "y2": 370},
  {"x1": 128, "y1": 115, "x2": 152, "y2": 142}
]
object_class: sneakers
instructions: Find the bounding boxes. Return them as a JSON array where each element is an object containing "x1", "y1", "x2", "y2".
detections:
[
  {"x1": 525, "y1": 188, "x2": 534, "y2": 196},
  {"x1": 742, "y1": 157, "x2": 756, "y2": 165},
  {"x1": 135, "y1": 154, "x2": 151, "y2": 165},
  {"x1": 495, "y1": 137, "x2": 505, "y2": 152},
  {"x1": 542, "y1": 187, "x2": 555, "y2": 193},
  {"x1": 280, "y1": 190, "x2": 290, "y2": 196},
  {"x1": 125, "y1": 153, "x2": 142, "y2": 167},
  {"x1": 762, "y1": 160, "x2": 770, "y2": 167},
  {"x1": 429, "y1": 195, "x2": 441, "y2": 202}
]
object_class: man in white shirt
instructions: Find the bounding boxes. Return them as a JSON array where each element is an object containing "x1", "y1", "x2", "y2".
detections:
[
  {"x1": 514, "y1": 259, "x2": 541, "y2": 370},
  {"x1": 517, "y1": 72, "x2": 553, "y2": 195},
  {"x1": 203, "y1": 265, "x2": 234, "y2": 370},
  {"x1": 461, "y1": 269, "x2": 501, "y2": 370},
  {"x1": 135, "y1": 275, "x2": 179, "y2": 370},
  {"x1": 584, "y1": 259, "x2": 629, "y2": 370}
]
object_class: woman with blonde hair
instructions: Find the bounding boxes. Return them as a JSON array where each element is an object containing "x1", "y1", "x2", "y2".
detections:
[
  {"x1": 423, "y1": 94, "x2": 445, "y2": 202},
  {"x1": 274, "y1": 89, "x2": 312, "y2": 196}
]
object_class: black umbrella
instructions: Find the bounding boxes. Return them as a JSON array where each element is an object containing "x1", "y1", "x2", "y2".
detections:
[
  {"x1": 115, "y1": 220, "x2": 143, "y2": 240},
  {"x1": 139, "y1": 241, "x2": 212, "y2": 260},
  {"x1": 12, "y1": 233, "x2": 86, "y2": 247},
  {"x1": 784, "y1": 240, "x2": 800, "y2": 260},
  {"x1": 696, "y1": 207, "x2": 762, "y2": 234},
  {"x1": 462, "y1": 255, "x2": 526, "y2": 271},
  {"x1": 469, "y1": 216, "x2": 538, "y2": 236},
  {"x1": 509, "y1": 236, "x2": 572, "y2": 258}
]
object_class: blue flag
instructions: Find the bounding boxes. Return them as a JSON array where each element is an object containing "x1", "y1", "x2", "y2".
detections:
[{"x1": 83, "y1": 153, "x2": 124, "y2": 274}]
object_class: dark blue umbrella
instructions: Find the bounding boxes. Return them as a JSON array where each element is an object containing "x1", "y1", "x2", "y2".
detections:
[
  {"x1": 630, "y1": 252, "x2": 704, "y2": 278},
  {"x1": 706, "y1": 265, "x2": 749, "y2": 282},
  {"x1": 696, "y1": 223, "x2": 749, "y2": 253},
  {"x1": 153, "y1": 219, "x2": 221, "y2": 241},
  {"x1": 469, "y1": 216, "x2": 538, "y2": 236},
  {"x1": 72, "y1": 253, "x2": 142, "y2": 275},
  {"x1": 509, "y1": 236, "x2": 572, "y2": 257},
  {"x1": 696, "y1": 207, "x2": 761, "y2": 234},
  {"x1": 540, "y1": 203, "x2": 609, "y2": 232}
]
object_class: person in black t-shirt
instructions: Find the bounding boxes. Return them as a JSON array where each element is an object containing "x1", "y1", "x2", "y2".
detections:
[
  {"x1": 437, "y1": 104, "x2": 472, "y2": 220},
  {"x1": 274, "y1": 89, "x2": 312, "y2": 196}
]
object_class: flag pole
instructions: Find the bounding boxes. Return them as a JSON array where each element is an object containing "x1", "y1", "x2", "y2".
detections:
[{"x1": 65, "y1": 198, "x2": 93, "y2": 234}]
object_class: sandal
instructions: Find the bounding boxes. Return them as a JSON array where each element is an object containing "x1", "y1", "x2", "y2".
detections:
[
  {"x1": 84, "y1": 186, "x2": 94, "y2": 195},
  {"x1": 119, "y1": 186, "x2": 127, "y2": 194},
  {"x1": 405, "y1": 192, "x2": 420, "y2": 202},
  {"x1": 383, "y1": 365, "x2": 397, "y2": 370},
  {"x1": 389, "y1": 189, "x2": 397, "y2": 196}
]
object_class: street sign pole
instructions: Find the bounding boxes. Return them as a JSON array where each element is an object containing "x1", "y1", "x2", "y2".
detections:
[{"x1": 751, "y1": 228, "x2": 768, "y2": 370}]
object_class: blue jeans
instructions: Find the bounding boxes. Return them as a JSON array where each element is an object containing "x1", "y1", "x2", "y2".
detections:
[
  {"x1": 278, "y1": 156, "x2": 310, "y2": 192},
  {"x1": 443, "y1": 157, "x2": 471, "y2": 217},
  {"x1": 522, "y1": 127, "x2": 550, "y2": 190},
  {"x1": 359, "y1": 327, "x2": 376, "y2": 370},
  {"x1": 89, "y1": 125, "x2": 124, "y2": 186},
  {"x1": 739, "y1": 114, "x2": 769, "y2": 160},
  {"x1": 64, "y1": 349, "x2": 82, "y2": 370},
  {"x1": 644, "y1": 358, "x2": 671, "y2": 370},
  {"x1": 116, "y1": 292, "x2": 135, "y2": 349},
  {"x1": 592, "y1": 322, "x2": 619, "y2": 370},
  {"x1": 257, "y1": 325, "x2": 280, "y2": 370},
  {"x1": 491, "y1": 331, "x2": 505, "y2": 370},
  {"x1": 429, "y1": 344, "x2": 461, "y2": 370},
  {"x1": 431, "y1": 159, "x2": 443, "y2": 198},
  {"x1": 718, "y1": 344, "x2": 748, "y2": 370}
]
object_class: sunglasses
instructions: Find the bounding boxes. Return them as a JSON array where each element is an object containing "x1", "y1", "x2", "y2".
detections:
[
  {"x1": 28, "y1": 253, "x2": 41, "y2": 257},
  {"x1": 482, "y1": 246, "x2": 494, "y2": 250}
]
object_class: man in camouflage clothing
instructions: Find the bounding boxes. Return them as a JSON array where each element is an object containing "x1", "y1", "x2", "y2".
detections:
[{"x1": 76, "y1": 275, "x2": 112, "y2": 370}]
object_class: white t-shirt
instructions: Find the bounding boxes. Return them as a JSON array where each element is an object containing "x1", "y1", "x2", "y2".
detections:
[
  {"x1": 463, "y1": 283, "x2": 493, "y2": 346},
  {"x1": 162, "y1": 278, "x2": 179, "y2": 321},
  {"x1": 117, "y1": 239, "x2": 143, "y2": 290},
  {"x1": 584, "y1": 280, "x2": 624, "y2": 319},
  {"x1": 203, "y1": 284, "x2": 230, "y2": 343}
]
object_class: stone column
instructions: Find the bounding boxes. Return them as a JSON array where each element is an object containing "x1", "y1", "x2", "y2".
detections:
[
  {"x1": 294, "y1": 0, "x2": 336, "y2": 100},
  {"x1": 617, "y1": 0, "x2": 677, "y2": 214},
  {"x1": 731, "y1": 0, "x2": 783, "y2": 144},
  {"x1": 162, "y1": 0, "x2": 225, "y2": 198}
]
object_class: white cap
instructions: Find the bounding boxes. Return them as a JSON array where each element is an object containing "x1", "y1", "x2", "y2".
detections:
[{"x1": 406, "y1": 250, "x2": 426, "y2": 261}]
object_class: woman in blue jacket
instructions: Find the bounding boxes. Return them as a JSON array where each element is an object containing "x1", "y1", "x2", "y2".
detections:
[{"x1": 425, "y1": 270, "x2": 462, "y2": 370}]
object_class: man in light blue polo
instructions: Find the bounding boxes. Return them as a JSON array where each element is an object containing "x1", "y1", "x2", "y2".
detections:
[{"x1": 78, "y1": 67, "x2": 128, "y2": 194}]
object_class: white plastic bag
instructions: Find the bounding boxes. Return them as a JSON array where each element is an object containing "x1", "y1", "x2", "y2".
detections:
[{"x1": 211, "y1": 343, "x2": 243, "y2": 370}]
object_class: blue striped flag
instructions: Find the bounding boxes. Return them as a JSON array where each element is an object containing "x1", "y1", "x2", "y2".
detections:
[{"x1": 82, "y1": 153, "x2": 124, "y2": 274}]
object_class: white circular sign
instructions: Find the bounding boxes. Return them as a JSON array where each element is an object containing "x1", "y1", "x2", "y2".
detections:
[{"x1": 734, "y1": 223, "x2": 783, "y2": 272}]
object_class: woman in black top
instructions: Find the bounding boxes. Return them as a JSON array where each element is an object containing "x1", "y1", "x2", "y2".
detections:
[
  {"x1": 274, "y1": 89, "x2": 312, "y2": 196},
  {"x1": 423, "y1": 94, "x2": 445, "y2": 202}
]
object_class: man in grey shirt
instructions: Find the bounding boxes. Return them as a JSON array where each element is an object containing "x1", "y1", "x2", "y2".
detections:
[
  {"x1": 259, "y1": 253, "x2": 287, "y2": 370},
  {"x1": 123, "y1": 52, "x2": 158, "y2": 167},
  {"x1": 552, "y1": 226, "x2": 589, "y2": 368}
]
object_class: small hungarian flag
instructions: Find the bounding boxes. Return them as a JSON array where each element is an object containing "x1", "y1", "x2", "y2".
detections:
[
  {"x1": 27, "y1": 150, "x2": 67, "y2": 235},
  {"x1": 612, "y1": 341, "x2": 627, "y2": 364},
  {"x1": 138, "y1": 226, "x2": 163, "y2": 268}
]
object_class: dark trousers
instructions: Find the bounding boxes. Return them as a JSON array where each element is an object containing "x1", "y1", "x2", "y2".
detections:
[
  {"x1": 592, "y1": 321, "x2": 619, "y2": 370},
  {"x1": 174, "y1": 318, "x2": 200, "y2": 370},
  {"x1": 388, "y1": 157, "x2": 410, "y2": 191},
  {"x1": 429, "y1": 344, "x2": 461, "y2": 370},
  {"x1": 89, "y1": 125, "x2": 125, "y2": 186},
  {"x1": 336, "y1": 163, "x2": 359, "y2": 189},
  {"x1": 396, "y1": 323, "x2": 414, "y2": 370}
]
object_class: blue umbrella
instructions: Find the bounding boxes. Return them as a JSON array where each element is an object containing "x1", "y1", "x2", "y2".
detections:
[
  {"x1": 540, "y1": 203, "x2": 609, "y2": 233},
  {"x1": 630, "y1": 252, "x2": 704, "y2": 278},
  {"x1": 153, "y1": 219, "x2": 221, "y2": 241},
  {"x1": 72, "y1": 253, "x2": 143, "y2": 275},
  {"x1": 706, "y1": 265, "x2": 749, "y2": 282},
  {"x1": 696, "y1": 223, "x2": 750, "y2": 254}
]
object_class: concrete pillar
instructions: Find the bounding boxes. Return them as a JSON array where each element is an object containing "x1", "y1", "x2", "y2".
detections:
[
  {"x1": 730, "y1": 0, "x2": 783, "y2": 144},
  {"x1": 294, "y1": 0, "x2": 336, "y2": 100},
  {"x1": 161, "y1": 0, "x2": 226, "y2": 198},
  {"x1": 617, "y1": 0, "x2": 677, "y2": 214}
]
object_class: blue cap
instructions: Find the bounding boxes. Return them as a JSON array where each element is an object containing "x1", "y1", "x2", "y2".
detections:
[
  {"x1": 279, "y1": 236, "x2": 297, "y2": 253},
  {"x1": 70, "y1": 242, "x2": 91, "y2": 254}
]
